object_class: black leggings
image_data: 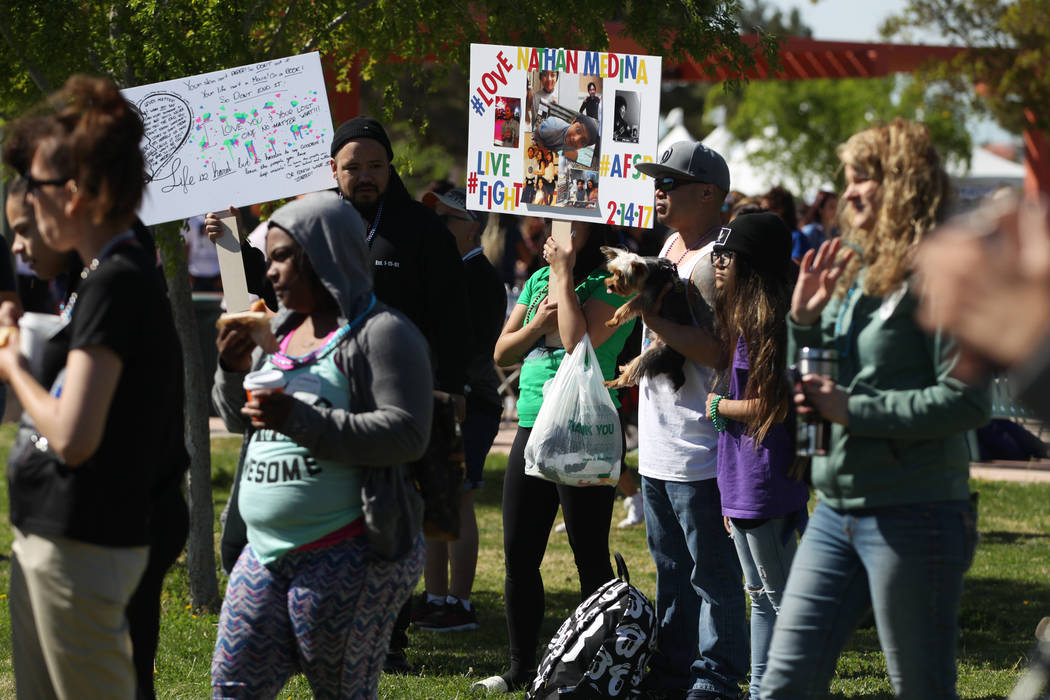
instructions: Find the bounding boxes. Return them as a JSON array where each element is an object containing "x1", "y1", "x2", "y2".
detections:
[
  {"x1": 501, "y1": 425, "x2": 616, "y2": 673},
  {"x1": 127, "y1": 483, "x2": 189, "y2": 700}
]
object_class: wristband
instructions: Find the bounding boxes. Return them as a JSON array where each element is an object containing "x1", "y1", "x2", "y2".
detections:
[{"x1": 710, "y1": 394, "x2": 727, "y2": 433}]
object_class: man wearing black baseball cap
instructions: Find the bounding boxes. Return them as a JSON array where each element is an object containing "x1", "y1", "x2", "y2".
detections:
[
  {"x1": 330, "y1": 117, "x2": 472, "y2": 675},
  {"x1": 632, "y1": 141, "x2": 748, "y2": 699}
]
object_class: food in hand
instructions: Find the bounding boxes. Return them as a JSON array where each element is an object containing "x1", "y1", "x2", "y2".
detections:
[{"x1": 216, "y1": 300, "x2": 277, "y2": 353}]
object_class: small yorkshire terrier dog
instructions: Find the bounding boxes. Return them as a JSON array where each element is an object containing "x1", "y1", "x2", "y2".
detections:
[{"x1": 601, "y1": 246, "x2": 695, "y2": 391}]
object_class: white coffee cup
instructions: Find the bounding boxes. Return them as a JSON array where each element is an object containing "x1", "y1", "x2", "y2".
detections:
[
  {"x1": 243, "y1": 369, "x2": 286, "y2": 425},
  {"x1": 18, "y1": 312, "x2": 64, "y2": 378}
]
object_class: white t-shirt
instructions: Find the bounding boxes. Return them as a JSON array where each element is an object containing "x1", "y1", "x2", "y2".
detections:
[{"x1": 637, "y1": 235, "x2": 719, "y2": 482}]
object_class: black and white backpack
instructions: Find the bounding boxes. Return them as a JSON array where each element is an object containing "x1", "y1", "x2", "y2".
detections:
[{"x1": 528, "y1": 553, "x2": 656, "y2": 699}]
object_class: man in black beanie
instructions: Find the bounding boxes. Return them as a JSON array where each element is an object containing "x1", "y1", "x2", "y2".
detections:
[{"x1": 330, "y1": 116, "x2": 472, "y2": 675}]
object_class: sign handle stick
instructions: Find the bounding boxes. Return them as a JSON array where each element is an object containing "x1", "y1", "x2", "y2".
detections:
[
  {"x1": 213, "y1": 212, "x2": 252, "y2": 313},
  {"x1": 544, "y1": 219, "x2": 574, "y2": 348}
]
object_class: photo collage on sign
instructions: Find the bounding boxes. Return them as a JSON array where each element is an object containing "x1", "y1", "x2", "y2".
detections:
[
  {"x1": 493, "y1": 96, "x2": 521, "y2": 148},
  {"x1": 613, "y1": 90, "x2": 640, "y2": 144},
  {"x1": 520, "y1": 69, "x2": 602, "y2": 210}
]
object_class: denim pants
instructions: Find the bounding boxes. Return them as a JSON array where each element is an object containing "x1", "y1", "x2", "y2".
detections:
[
  {"x1": 761, "y1": 499, "x2": 977, "y2": 700},
  {"x1": 730, "y1": 517, "x2": 798, "y2": 699},
  {"x1": 642, "y1": 476, "x2": 748, "y2": 696}
]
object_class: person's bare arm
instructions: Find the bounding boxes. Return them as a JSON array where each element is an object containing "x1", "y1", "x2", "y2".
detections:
[
  {"x1": 0, "y1": 340, "x2": 122, "y2": 465},
  {"x1": 494, "y1": 300, "x2": 558, "y2": 366}
]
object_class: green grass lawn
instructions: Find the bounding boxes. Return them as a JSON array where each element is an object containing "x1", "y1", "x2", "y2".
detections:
[{"x1": 0, "y1": 424, "x2": 1047, "y2": 698}]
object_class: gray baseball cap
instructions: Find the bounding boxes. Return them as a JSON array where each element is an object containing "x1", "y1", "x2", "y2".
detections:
[
  {"x1": 422, "y1": 187, "x2": 479, "y2": 222},
  {"x1": 636, "y1": 141, "x2": 730, "y2": 192}
]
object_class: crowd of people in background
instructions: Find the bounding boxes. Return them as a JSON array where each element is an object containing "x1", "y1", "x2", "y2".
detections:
[{"x1": 2, "y1": 71, "x2": 1050, "y2": 700}]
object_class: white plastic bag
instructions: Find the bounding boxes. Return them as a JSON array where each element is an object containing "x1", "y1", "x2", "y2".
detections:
[{"x1": 524, "y1": 334, "x2": 622, "y2": 487}]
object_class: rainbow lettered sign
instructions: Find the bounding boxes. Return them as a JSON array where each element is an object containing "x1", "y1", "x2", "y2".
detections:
[
  {"x1": 466, "y1": 43, "x2": 661, "y2": 228},
  {"x1": 123, "y1": 52, "x2": 334, "y2": 225}
]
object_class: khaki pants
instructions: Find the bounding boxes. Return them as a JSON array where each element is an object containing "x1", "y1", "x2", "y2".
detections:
[{"x1": 10, "y1": 529, "x2": 148, "y2": 700}]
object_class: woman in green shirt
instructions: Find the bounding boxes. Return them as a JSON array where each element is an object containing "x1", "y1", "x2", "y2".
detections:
[
  {"x1": 476, "y1": 223, "x2": 635, "y2": 693},
  {"x1": 761, "y1": 119, "x2": 989, "y2": 698}
]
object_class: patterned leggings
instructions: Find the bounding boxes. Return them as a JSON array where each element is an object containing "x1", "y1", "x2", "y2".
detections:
[{"x1": 211, "y1": 535, "x2": 423, "y2": 699}]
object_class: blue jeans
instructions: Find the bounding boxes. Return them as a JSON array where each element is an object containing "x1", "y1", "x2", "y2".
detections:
[
  {"x1": 642, "y1": 476, "x2": 748, "y2": 696},
  {"x1": 730, "y1": 517, "x2": 798, "y2": 699},
  {"x1": 761, "y1": 500, "x2": 978, "y2": 700}
]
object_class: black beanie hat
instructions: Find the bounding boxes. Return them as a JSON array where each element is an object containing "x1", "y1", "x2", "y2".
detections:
[
  {"x1": 330, "y1": 116, "x2": 393, "y2": 160},
  {"x1": 713, "y1": 212, "x2": 792, "y2": 277}
]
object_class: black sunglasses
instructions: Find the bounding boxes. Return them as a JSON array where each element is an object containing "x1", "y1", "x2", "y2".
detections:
[
  {"x1": 710, "y1": 249, "x2": 736, "y2": 268},
  {"x1": 653, "y1": 176, "x2": 698, "y2": 193},
  {"x1": 24, "y1": 174, "x2": 72, "y2": 197}
]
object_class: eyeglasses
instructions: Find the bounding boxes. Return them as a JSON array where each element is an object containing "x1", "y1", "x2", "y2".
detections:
[
  {"x1": 710, "y1": 249, "x2": 736, "y2": 268},
  {"x1": 655, "y1": 177, "x2": 699, "y2": 193},
  {"x1": 24, "y1": 174, "x2": 72, "y2": 198}
]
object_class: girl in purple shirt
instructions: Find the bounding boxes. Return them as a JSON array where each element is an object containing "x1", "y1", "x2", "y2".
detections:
[{"x1": 704, "y1": 213, "x2": 810, "y2": 698}]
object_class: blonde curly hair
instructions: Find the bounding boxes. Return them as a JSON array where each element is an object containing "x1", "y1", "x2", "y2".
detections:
[{"x1": 836, "y1": 118, "x2": 951, "y2": 297}]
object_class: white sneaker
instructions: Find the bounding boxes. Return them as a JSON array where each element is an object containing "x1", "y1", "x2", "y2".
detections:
[
  {"x1": 617, "y1": 492, "x2": 644, "y2": 528},
  {"x1": 472, "y1": 675, "x2": 510, "y2": 693},
  {"x1": 554, "y1": 521, "x2": 567, "y2": 533}
]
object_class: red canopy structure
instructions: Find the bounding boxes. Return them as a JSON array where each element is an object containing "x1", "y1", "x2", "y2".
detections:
[{"x1": 617, "y1": 30, "x2": 1043, "y2": 196}]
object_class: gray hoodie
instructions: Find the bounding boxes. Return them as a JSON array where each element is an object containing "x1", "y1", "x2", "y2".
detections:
[{"x1": 213, "y1": 192, "x2": 432, "y2": 505}]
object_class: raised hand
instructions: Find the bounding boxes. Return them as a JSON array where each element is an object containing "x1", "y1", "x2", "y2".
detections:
[{"x1": 791, "y1": 238, "x2": 855, "y2": 326}]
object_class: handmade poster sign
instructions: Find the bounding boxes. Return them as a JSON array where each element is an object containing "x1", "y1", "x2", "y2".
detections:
[
  {"x1": 123, "y1": 52, "x2": 334, "y2": 225},
  {"x1": 466, "y1": 43, "x2": 661, "y2": 228}
]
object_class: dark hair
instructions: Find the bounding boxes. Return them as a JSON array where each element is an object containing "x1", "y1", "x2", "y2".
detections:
[
  {"x1": 615, "y1": 95, "x2": 626, "y2": 112},
  {"x1": 2, "y1": 116, "x2": 48, "y2": 176},
  {"x1": 800, "y1": 190, "x2": 837, "y2": 227},
  {"x1": 761, "y1": 185, "x2": 798, "y2": 231},
  {"x1": 573, "y1": 223, "x2": 620, "y2": 285},
  {"x1": 587, "y1": 82, "x2": 596, "y2": 91},
  {"x1": 10, "y1": 75, "x2": 145, "y2": 226},
  {"x1": 714, "y1": 253, "x2": 792, "y2": 450}
]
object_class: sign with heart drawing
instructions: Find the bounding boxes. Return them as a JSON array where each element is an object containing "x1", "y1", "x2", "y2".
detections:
[{"x1": 122, "y1": 52, "x2": 335, "y2": 225}]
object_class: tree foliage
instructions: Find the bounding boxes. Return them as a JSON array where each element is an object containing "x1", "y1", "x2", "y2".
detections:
[
  {"x1": 0, "y1": 1, "x2": 777, "y2": 122},
  {"x1": 704, "y1": 0, "x2": 973, "y2": 197},
  {"x1": 711, "y1": 75, "x2": 972, "y2": 196},
  {"x1": 736, "y1": 0, "x2": 812, "y2": 38},
  {"x1": 880, "y1": 0, "x2": 1050, "y2": 134}
]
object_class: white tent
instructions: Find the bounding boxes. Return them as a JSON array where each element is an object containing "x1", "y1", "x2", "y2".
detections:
[{"x1": 949, "y1": 145, "x2": 1025, "y2": 206}]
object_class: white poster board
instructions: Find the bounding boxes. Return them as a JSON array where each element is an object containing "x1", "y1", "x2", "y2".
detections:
[
  {"x1": 466, "y1": 43, "x2": 661, "y2": 228},
  {"x1": 122, "y1": 52, "x2": 335, "y2": 225}
]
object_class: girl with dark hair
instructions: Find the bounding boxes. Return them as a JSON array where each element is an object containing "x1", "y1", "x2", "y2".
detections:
[
  {"x1": 0, "y1": 74, "x2": 187, "y2": 699},
  {"x1": 478, "y1": 222, "x2": 635, "y2": 693},
  {"x1": 705, "y1": 212, "x2": 809, "y2": 698}
]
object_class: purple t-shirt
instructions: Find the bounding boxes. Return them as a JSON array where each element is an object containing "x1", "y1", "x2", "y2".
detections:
[{"x1": 717, "y1": 337, "x2": 809, "y2": 519}]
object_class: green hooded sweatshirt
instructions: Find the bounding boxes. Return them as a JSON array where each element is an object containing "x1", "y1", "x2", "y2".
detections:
[{"x1": 788, "y1": 275, "x2": 990, "y2": 511}]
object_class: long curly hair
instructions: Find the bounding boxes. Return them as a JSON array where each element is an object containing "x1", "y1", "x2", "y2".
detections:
[
  {"x1": 714, "y1": 254, "x2": 792, "y2": 446},
  {"x1": 836, "y1": 118, "x2": 950, "y2": 297}
]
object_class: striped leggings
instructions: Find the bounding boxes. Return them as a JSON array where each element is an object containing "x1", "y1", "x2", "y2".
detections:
[{"x1": 211, "y1": 534, "x2": 423, "y2": 699}]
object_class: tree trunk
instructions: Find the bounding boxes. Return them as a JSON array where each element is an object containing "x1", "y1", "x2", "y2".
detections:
[{"x1": 155, "y1": 221, "x2": 220, "y2": 611}]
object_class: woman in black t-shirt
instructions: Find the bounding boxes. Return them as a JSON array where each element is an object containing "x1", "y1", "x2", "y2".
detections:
[{"x1": 0, "y1": 75, "x2": 186, "y2": 699}]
